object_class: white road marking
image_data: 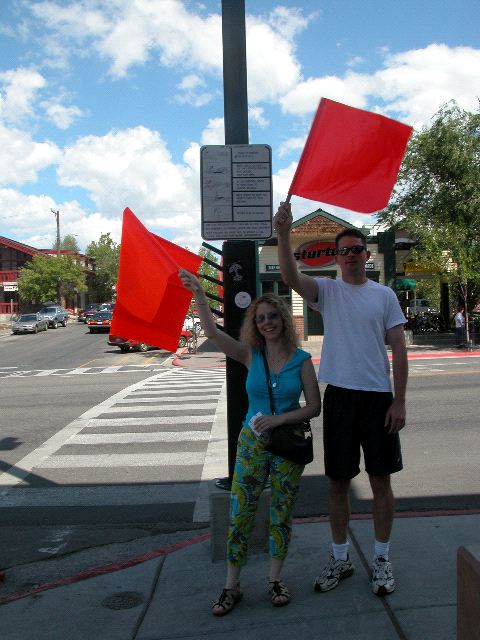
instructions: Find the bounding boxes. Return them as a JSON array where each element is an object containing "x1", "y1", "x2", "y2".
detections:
[
  {"x1": 69, "y1": 431, "x2": 211, "y2": 444},
  {"x1": 36, "y1": 452, "x2": 206, "y2": 468}
]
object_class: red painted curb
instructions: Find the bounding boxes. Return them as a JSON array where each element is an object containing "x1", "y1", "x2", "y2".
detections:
[
  {"x1": 2, "y1": 508, "x2": 479, "y2": 606},
  {"x1": 0, "y1": 533, "x2": 210, "y2": 606}
]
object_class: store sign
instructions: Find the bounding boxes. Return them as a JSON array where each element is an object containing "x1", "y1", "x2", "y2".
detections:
[
  {"x1": 3, "y1": 283, "x2": 18, "y2": 291},
  {"x1": 294, "y1": 241, "x2": 336, "y2": 267},
  {"x1": 265, "y1": 264, "x2": 280, "y2": 271},
  {"x1": 365, "y1": 261, "x2": 375, "y2": 270}
]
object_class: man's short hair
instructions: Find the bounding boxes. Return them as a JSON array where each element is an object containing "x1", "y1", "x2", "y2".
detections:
[{"x1": 335, "y1": 228, "x2": 368, "y2": 248}]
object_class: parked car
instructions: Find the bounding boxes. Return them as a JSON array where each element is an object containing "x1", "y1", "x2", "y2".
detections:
[
  {"x1": 406, "y1": 299, "x2": 438, "y2": 317},
  {"x1": 108, "y1": 328, "x2": 192, "y2": 352},
  {"x1": 12, "y1": 313, "x2": 49, "y2": 334},
  {"x1": 87, "y1": 310, "x2": 113, "y2": 333},
  {"x1": 78, "y1": 303, "x2": 100, "y2": 322},
  {"x1": 183, "y1": 315, "x2": 202, "y2": 336},
  {"x1": 39, "y1": 305, "x2": 69, "y2": 328}
]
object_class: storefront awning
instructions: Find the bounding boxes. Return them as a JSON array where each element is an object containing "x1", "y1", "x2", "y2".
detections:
[{"x1": 395, "y1": 278, "x2": 416, "y2": 291}]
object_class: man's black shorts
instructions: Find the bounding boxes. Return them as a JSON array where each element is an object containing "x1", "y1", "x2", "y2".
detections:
[{"x1": 323, "y1": 384, "x2": 403, "y2": 480}]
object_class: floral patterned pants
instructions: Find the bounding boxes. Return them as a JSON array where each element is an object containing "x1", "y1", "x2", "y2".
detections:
[{"x1": 227, "y1": 426, "x2": 304, "y2": 567}]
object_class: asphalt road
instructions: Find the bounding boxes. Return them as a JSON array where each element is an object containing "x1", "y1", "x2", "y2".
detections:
[{"x1": 0, "y1": 323, "x2": 479, "y2": 579}]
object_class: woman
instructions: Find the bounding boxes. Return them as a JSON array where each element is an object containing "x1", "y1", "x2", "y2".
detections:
[{"x1": 179, "y1": 269, "x2": 321, "y2": 615}]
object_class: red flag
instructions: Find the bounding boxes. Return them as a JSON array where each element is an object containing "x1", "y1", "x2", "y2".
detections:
[
  {"x1": 110, "y1": 208, "x2": 202, "y2": 352},
  {"x1": 289, "y1": 98, "x2": 413, "y2": 213}
]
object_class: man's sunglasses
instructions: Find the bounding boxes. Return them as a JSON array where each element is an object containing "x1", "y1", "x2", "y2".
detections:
[{"x1": 336, "y1": 245, "x2": 366, "y2": 256}]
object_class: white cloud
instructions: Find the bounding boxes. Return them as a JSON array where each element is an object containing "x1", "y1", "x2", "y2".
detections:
[
  {"x1": 280, "y1": 44, "x2": 480, "y2": 128},
  {"x1": 55, "y1": 124, "x2": 204, "y2": 248},
  {"x1": 29, "y1": 1, "x2": 306, "y2": 105},
  {"x1": 249, "y1": 106, "x2": 269, "y2": 128},
  {"x1": 0, "y1": 124, "x2": 60, "y2": 186},
  {"x1": 374, "y1": 44, "x2": 480, "y2": 126},
  {"x1": 278, "y1": 136, "x2": 306, "y2": 158},
  {"x1": 0, "y1": 187, "x2": 123, "y2": 251},
  {"x1": 174, "y1": 74, "x2": 214, "y2": 107},
  {"x1": 0, "y1": 67, "x2": 46, "y2": 123},
  {"x1": 199, "y1": 117, "x2": 224, "y2": 145},
  {"x1": 42, "y1": 100, "x2": 84, "y2": 129}
]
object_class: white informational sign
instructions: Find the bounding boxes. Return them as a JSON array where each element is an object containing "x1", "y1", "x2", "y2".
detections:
[{"x1": 200, "y1": 144, "x2": 272, "y2": 240}]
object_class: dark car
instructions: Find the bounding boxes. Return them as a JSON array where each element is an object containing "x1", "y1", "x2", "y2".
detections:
[
  {"x1": 87, "y1": 311, "x2": 113, "y2": 333},
  {"x1": 78, "y1": 303, "x2": 100, "y2": 323},
  {"x1": 108, "y1": 328, "x2": 192, "y2": 352},
  {"x1": 39, "y1": 305, "x2": 69, "y2": 328},
  {"x1": 12, "y1": 313, "x2": 49, "y2": 334}
]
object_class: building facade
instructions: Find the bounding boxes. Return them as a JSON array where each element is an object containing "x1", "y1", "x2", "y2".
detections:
[
  {"x1": 0, "y1": 236, "x2": 96, "y2": 319},
  {"x1": 258, "y1": 208, "x2": 416, "y2": 339}
]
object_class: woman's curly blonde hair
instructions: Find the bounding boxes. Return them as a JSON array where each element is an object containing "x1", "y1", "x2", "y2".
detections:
[{"x1": 239, "y1": 293, "x2": 299, "y2": 351}]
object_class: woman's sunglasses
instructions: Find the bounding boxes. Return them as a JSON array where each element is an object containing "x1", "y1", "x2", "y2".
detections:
[{"x1": 336, "y1": 245, "x2": 366, "y2": 256}]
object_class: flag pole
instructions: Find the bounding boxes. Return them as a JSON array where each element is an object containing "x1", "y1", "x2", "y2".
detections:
[{"x1": 285, "y1": 194, "x2": 291, "y2": 204}]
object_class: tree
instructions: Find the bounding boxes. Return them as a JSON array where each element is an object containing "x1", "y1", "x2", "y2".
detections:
[
  {"x1": 379, "y1": 101, "x2": 480, "y2": 340},
  {"x1": 18, "y1": 254, "x2": 87, "y2": 304},
  {"x1": 61, "y1": 234, "x2": 80, "y2": 252},
  {"x1": 85, "y1": 233, "x2": 120, "y2": 302}
]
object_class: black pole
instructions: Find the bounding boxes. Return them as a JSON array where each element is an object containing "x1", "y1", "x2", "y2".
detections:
[{"x1": 217, "y1": 0, "x2": 258, "y2": 490}]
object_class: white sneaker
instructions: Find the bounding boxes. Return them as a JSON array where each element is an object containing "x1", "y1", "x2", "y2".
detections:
[
  {"x1": 371, "y1": 556, "x2": 395, "y2": 596},
  {"x1": 313, "y1": 554, "x2": 354, "y2": 592}
]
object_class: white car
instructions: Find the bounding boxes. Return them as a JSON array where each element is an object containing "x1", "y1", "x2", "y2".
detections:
[{"x1": 183, "y1": 315, "x2": 202, "y2": 335}]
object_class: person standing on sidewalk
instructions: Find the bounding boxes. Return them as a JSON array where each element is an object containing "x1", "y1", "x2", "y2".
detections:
[
  {"x1": 454, "y1": 306, "x2": 465, "y2": 348},
  {"x1": 179, "y1": 269, "x2": 321, "y2": 615},
  {"x1": 273, "y1": 201, "x2": 408, "y2": 597}
]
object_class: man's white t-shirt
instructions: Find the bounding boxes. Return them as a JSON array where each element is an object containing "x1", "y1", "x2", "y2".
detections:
[
  {"x1": 310, "y1": 278, "x2": 406, "y2": 392},
  {"x1": 454, "y1": 312, "x2": 465, "y2": 328}
]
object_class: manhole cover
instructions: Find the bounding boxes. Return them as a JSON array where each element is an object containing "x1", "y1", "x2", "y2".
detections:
[{"x1": 102, "y1": 591, "x2": 145, "y2": 610}]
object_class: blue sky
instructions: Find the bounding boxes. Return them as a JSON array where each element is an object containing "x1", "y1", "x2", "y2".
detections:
[{"x1": 0, "y1": 0, "x2": 479, "y2": 253}]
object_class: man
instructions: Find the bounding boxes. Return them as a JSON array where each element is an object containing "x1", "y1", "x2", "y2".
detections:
[
  {"x1": 274, "y1": 201, "x2": 408, "y2": 596},
  {"x1": 453, "y1": 306, "x2": 465, "y2": 348}
]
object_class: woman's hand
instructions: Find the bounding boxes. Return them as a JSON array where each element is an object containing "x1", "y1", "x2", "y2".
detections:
[
  {"x1": 179, "y1": 269, "x2": 204, "y2": 297},
  {"x1": 253, "y1": 414, "x2": 283, "y2": 433}
]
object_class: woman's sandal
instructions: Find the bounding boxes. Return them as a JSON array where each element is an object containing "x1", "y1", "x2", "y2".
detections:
[
  {"x1": 212, "y1": 587, "x2": 243, "y2": 616},
  {"x1": 268, "y1": 580, "x2": 291, "y2": 607}
]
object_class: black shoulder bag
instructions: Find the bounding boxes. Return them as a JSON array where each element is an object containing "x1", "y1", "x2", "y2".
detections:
[{"x1": 260, "y1": 350, "x2": 314, "y2": 465}]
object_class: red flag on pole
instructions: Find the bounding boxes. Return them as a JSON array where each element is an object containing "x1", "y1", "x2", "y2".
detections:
[
  {"x1": 110, "y1": 208, "x2": 202, "y2": 352},
  {"x1": 289, "y1": 98, "x2": 413, "y2": 213}
]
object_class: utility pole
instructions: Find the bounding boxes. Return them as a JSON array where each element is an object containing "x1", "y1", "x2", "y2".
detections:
[
  {"x1": 51, "y1": 208, "x2": 61, "y2": 302},
  {"x1": 51, "y1": 208, "x2": 61, "y2": 256}
]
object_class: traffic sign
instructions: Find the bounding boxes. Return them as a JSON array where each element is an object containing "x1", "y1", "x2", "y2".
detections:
[{"x1": 200, "y1": 144, "x2": 272, "y2": 240}]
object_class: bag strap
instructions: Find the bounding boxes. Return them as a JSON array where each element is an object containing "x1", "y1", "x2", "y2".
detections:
[{"x1": 260, "y1": 350, "x2": 276, "y2": 415}]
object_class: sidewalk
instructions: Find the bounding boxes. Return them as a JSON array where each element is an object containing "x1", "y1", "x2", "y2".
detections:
[
  {"x1": 1, "y1": 512, "x2": 478, "y2": 639},
  {"x1": 1, "y1": 331, "x2": 479, "y2": 638}
]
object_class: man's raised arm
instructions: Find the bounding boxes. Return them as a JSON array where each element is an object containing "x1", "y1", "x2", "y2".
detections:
[{"x1": 273, "y1": 201, "x2": 318, "y2": 304}]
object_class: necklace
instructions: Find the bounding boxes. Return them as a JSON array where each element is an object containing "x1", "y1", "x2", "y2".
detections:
[{"x1": 267, "y1": 349, "x2": 288, "y2": 372}]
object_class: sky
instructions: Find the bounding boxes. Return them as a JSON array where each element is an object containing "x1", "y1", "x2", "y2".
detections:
[{"x1": 0, "y1": 0, "x2": 479, "y2": 254}]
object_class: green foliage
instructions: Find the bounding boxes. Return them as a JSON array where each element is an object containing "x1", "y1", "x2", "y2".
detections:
[
  {"x1": 18, "y1": 254, "x2": 87, "y2": 303},
  {"x1": 85, "y1": 233, "x2": 120, "y2": 302},
  {"x1": 197, "y1": 246, "x2": 222, "y2": 308},
  {"x1": 379, "y1": 101, "x2": 480, "y2": 308},
  {"x1": 61, "y1": 234, "x2": 80, "y2": 252}
]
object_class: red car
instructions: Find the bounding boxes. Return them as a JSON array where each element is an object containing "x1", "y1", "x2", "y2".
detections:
[
  {"x1": 108, "y1": 328, "x2": 192, "y2": 352},
  {"x1": 87, "y1": 311, "x2": 113, "y2": 333}
]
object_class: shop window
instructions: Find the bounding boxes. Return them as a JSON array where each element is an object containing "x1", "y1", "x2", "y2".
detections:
[{"x1": 260, "y1": 279, "x2": 291, "y2": 303}]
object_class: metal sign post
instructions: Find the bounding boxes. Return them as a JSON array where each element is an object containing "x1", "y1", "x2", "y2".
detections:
[{"x1": 214, "y1": 0, "x2": 259, "y2": 489}]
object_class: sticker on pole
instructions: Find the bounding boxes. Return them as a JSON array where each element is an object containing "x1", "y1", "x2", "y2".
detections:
[{"x1": 201, "y1": 144, "x2": 273, "y2": 240}]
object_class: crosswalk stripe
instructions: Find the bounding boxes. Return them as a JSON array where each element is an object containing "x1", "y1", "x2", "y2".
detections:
[
  {"x1": 97, "y1": 403, "x2": 217, "y2": 413},
  {"x1": 69, "y1": 431, "x2": 211, "y2": 444},
  {"x1": 85, "y1": 416, "x2": 214, "y2": 426},
  {"x1": 36, "y1": 452, "x2": 206, "y2": 468},
  {"x1": 116, "y1": 395, "x2": 220, "y2": 404}
]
